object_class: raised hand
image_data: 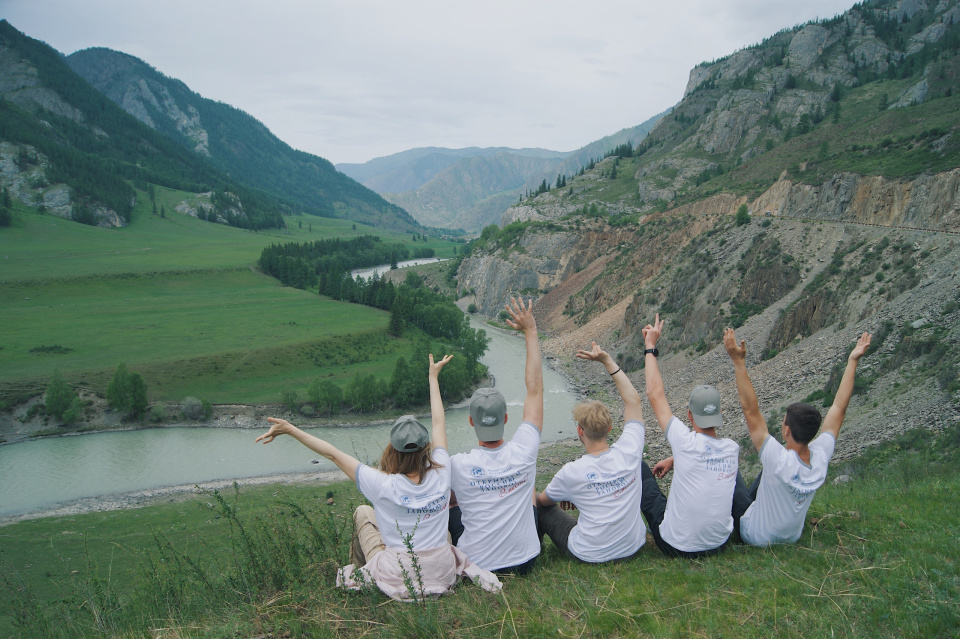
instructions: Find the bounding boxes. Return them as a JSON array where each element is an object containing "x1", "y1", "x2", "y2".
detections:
[
  {"x1": 575, "y1": 342, "x2": 611, "y2": 364},
  {"x1": 505, "y1": 297, "x2": 537, "y2": 333},
  {"x1": 849, "y1": 332, "x2": 872, "y2": 362},
  {"x1": 255, "y1": 417, "x2": 293, "y2": 444},
  {"x1": 642, "y1": 313, "x2": 665, "y2": 349},
  {"x1": 723, "y1": 327, "x2": 747, "y2": 363},
  {"x1": 429, "y1": 353, "x2": 454, "y2": 378}
]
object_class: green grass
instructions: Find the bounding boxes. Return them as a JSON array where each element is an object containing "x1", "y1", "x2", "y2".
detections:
[
  {"x1": 0, "y1": 268, "x2": 413, "y2": 402},
  {"x1": 1, "y1": 190, "x2": 457, "y2": 283},
  {"x1": 0, "y1": 193, "x2": 458, "y2": 404},
  {"x1": 1, "y1": 428, "x2": 957, "y2": 638}
]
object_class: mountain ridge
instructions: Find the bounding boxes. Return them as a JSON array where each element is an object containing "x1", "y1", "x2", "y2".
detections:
[
  {"x1": 65, "y1": 47, "x2": 420, "y2": 232},
  {"x1": 339, "y1": 112, "x2": 666, "y2": 231}
]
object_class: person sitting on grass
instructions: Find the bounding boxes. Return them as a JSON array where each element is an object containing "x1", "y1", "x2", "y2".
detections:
[
  {"x1": 727, "y1": 328, "x2": 872, "y2": 546},
  {"x1": 255, "y1": 354, "x2": 501, "y2": 601},
  {"x1": 535, "y1": 342, "x2": 647, "y2": 563},
  {"x1": 641, "y1": 313, "x2": 740, "y2": 558},
  {"x1": 448, "y1": 297, "x2": 543, "y2": 575}
]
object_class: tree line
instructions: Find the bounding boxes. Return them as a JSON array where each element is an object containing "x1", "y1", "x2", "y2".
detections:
[{"x1": 259, "y1": 236, "x2": 487, "y2": 411}]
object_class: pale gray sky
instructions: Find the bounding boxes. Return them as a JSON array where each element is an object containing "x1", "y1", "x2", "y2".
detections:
[{"x1": 3, "y1": 0, "x2": 856, "y2": 164}]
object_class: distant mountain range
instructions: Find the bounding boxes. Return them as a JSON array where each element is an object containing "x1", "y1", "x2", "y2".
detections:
[
  {"x1": 0, "y1": 19, "x2": 670, "y2": 235},
  {"x1": 337, "y1": 115, "x2": 667, "y2": 231}
]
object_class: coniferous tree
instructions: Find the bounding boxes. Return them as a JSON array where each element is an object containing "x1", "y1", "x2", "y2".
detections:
[{"x1": 388, "y1": 300, "x2": 405, "y2": 336}]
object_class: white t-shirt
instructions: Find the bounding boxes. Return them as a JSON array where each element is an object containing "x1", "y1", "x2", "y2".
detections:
[
  {"x1": 355, "y1": 447, "x2": 451, "y2": 551},
  {"x1": 740, "y1": 433, "x2": 835, "y2": 546},
  {"x1": 450, "y1": 421, "x2": 540, "y2": 571},
  {"x1": 544, "y1": 421, "x2": 646, "y2": 563},
  {"x1": 659, "y1": 416, "x2": 739, "y2": 552}
]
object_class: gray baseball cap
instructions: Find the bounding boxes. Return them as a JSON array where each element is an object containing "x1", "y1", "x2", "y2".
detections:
[
  {"x1": 689, "y1": 385, "x2": 723, "y2": 429},
  {"x1": 390, "y1": 415, "x2": 429, "y2": 452},
  {"x1": 469, "y1": 388, "x2": 507, "y2": 442}
]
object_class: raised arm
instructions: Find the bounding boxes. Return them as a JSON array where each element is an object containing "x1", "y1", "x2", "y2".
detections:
[
  {"x1": 505, "y1": 297, "x2": 543, "y2": 431},
  {"x1": 429, "y1": 353, "x2": 454, "y2": 450},
  {"x1": 724, "y1": 328, "x2": 768, "y2": 452},
  {"x1": 576, "y1": 342, "x2": 643, "y2": 423},
  {"x1": 821, "y1": 332, "x2": 871, "y2": 440},
  {"x1": 256, "y1": 417, "x2": 360, "y2": 482},
  {"x1": 642, "y1": 314, "x2": 672, "y2": 433}
]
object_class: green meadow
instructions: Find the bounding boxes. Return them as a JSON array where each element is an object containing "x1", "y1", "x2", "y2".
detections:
[
  {"x1": 0, "y1": 193, "x2": 457, "y2": 404},
  {"x1": 1, "y1": 426, "x2": 957, "y2": 638}
]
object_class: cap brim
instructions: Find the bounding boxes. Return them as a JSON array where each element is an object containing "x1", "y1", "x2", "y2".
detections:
[
  {"x1": 473, "y1": 423, "x2": 505, "y2": 442},
  {"x1": 693, "y1": 412, "x2": 723, "y2": 429}
]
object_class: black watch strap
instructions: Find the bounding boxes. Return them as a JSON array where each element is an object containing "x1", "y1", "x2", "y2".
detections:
[{"x1": 644, "y1": 348, "x2": 659, "y2": 357}]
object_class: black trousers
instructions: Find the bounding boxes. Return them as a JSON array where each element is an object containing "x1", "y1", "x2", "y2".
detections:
[{"x1": 731, "y1": 470, "x2": 762, "y2": 536}]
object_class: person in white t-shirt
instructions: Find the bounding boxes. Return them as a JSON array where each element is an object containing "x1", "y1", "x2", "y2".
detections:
[
  {"x1": 449, "y1": 297, "x2": 544, "y2": 575},
  {"x1": 641, "y1": 313, "x2": 740, "y2": 558},
  {"x1": 535, "y1": 342, "x2": 647, "y2": 564},
  {"x1": 256, "y1": 354, "x2": 501, "y2": 601},
  {"x1": 727, "y1": 328, "x2": 872, "y2": 546}
]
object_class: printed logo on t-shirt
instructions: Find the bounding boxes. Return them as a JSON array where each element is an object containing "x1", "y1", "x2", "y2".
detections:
[
  {"x1": 469, "y1": 470, "x2": 526, "y2": 498},
  {"x1": 402, "y1": 490, "x2": 448, "y2": 520},
  {"x1": 586, "y1": 472, "x2": 599, "y2": 481},
  {"x1": 587, "y1": 473, "x2": 637, "y2": 498},
  {"x1": 471, "y1": 467, "x2": 484, "y2": 478},
  {"x1": 699, "y1": 448, "x2": 736, "y2": 476}
]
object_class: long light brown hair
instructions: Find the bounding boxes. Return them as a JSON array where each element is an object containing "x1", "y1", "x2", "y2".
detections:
[{"x1": 378, "y1": 443, "x2": 444, "y2": 483}]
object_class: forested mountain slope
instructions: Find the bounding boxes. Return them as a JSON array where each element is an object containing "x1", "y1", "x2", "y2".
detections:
[
  {"x1": 66, "y1": 47, "x2": 419, "y2": 232},
  {"x1": 0, "y1": 21, "x2": 283, "y2": 229}
]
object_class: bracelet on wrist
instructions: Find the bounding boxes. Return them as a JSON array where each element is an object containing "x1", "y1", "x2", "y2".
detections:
[{"x1": 609, "y1": 367, "x2": 621, "y2": 376}]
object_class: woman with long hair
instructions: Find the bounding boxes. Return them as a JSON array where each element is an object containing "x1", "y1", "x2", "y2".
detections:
[{"x1": 256, "y1": 354, "x2": 501, "y2": 601}]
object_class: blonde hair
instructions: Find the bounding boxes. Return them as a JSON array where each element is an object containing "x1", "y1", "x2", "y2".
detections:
[
  {"x1": 573, "y1": 401, "x2": 612, "y2": 441},
  {"x1": 378, "y1": 443, "x2": 444, "y2": 483}
]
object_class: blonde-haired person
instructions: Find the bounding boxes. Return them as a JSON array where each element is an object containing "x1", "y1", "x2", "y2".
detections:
[
  {"x1": 256, "y1": 354, "x2": 501, "y2": 601},
  {"x1": 535, "y1": 343, "x2": 648, "y2": 563}
]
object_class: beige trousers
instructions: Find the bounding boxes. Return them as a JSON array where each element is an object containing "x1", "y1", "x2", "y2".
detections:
[{"x1": 349, "y1": 505, "x2": 386, "y2": 567}]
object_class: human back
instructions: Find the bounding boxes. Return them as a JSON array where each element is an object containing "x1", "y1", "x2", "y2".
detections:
[
  {"x1": 450, "y1": 297, "x2": 543, "y2": 572},
  {"x1": 658, "y1": 415, "x2": 739, "y2": 552}
]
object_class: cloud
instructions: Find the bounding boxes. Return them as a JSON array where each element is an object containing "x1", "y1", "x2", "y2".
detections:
[{"x1": 4, "y1": 0, "x2": 857, "y2": 163}]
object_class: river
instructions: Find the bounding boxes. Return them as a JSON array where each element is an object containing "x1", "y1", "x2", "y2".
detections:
[
  {"x1": 351, "y1": 257, "x2": 446, "y2": 281},
  {"x1": 0, "y1": 317, "x2": 577, "y2": 519}
]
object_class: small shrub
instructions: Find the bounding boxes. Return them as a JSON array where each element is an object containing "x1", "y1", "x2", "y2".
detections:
[
  {"x1": 149, "y1": 404, "x2": 167, "y2": 423},
  {"x1": 181, "y1": 396, "x2": 203, "y2": 420},
  {"x1": 467, "y1": 303, "x2": 477, "y2": 314},
  {"x1": 282, "y1": 388, "x2": 299, "y2": 413},
  {"x1": 62, "y1": 397, "x2": 84, "y2": 425},
  {"x1": 201, "y1": 399, "x2": 213, "y2": 421}
]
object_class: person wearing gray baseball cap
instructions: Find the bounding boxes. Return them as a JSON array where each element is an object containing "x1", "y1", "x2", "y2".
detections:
[
  {"x1": 448, "y1": 297, "x2": 544, "y2": 575},
  {"x1": 640, "y1": 313, "x2": 740, "y2": 558},
  {"x1": 257, "y1": 354, "x2": 502, "y2": 600}
]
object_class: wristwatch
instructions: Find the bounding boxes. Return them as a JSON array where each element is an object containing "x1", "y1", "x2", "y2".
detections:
[{"x1": 644, "y1": 348, "x2": 659, "y2": 357}]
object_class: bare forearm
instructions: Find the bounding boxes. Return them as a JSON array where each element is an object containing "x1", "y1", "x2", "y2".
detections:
[
  {"x1": 732, "y1": 361, "x2": 761, "y2": 419},
  {"x1": 429, "y1": 377, "x2": 448, "y2": 449},
  {"x1": 285, "y1": 425, "x2": 359, "y2": 480},
  {"x1": 823, "y1": 358, "x2": 859, "y2": 436},
  {"x1": 523, "y1": 328, "x2": 544, "y2": 427}
]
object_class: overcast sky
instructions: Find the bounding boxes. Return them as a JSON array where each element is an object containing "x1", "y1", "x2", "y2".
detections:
[{"x1": 5, "y1": 0, "x2": 856, "y2": 165}]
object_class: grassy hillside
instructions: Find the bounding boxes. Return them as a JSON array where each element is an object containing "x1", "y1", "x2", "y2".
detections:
[
  {"x1": 0, "y1": 198, "x2": 457, "y2": 405},
  {"x1": 1, "y1": 426, "x2": 957, "y2": 637}
]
